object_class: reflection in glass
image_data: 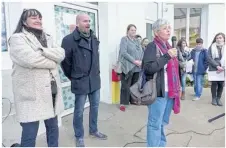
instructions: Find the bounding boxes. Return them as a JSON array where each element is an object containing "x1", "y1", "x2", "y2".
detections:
[
  {"x1": 174, "y1": 8, "x2": 187, "y2": 41},
  {"x1": 189, "y1": 8, "x2": 201, "y2": 47}
]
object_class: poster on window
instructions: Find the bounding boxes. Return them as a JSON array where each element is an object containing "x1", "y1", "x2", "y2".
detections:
[
  {"x1": 2, "y1": 3, "x2": 7, "y2": 52},
  {"x1": 54, "y1": 5, "x2": 97, "y2": 110}
]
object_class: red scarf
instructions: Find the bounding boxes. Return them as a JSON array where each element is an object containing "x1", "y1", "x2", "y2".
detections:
[{"x1": 154, "y1": 37, "x2": 181, "y2": 114}]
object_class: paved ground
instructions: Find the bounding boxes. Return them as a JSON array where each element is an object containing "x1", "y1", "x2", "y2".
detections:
[
  {"x1": 34, "y1": 87, "x2": 225, "y2": 147},
  {"x1": 2, "y1": 87, "x2": 225, "y2": 147}
]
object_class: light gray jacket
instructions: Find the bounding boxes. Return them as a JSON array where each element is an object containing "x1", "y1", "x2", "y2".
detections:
[
  {"x1": 9, "y1": 28, "x2": 65, "y2": 123},
  {"x1": 119, "y1": 36, "x2": 143, "y2": 74}
]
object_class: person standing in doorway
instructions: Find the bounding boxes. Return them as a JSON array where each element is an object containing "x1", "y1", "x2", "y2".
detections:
[
  {"x1": 189, "y1": 38, "x2": 209, "y2": 101},
  {"x1": 61, "y1": 13, "x2": 107, "y2": 147},
  {"x1": 118, "y1": 24, "x2": 143, "y2": 111},
  {"x1": 207, "y1": 33, "x2": 225, "y2": 106}
]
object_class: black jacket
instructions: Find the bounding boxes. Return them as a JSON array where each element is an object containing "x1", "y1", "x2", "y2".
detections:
[
  {"x1": 61, "y1": 28, "x2": 100, "y2": 95},
  {"x1": 142, "y1": 42, "x2": 171, "y2": 97}
]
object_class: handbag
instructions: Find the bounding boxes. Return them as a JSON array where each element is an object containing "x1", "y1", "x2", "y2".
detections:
[
  {"x1": 49, "y1": 70, "x2": 58, "y2": 95},
  {"x1": 114, "y1": 61, "x2": 122, "y2": 74},
  {"x1": 114, "y1": 45, "x2": 122, "y2": 74},
  {"x1": 130, "y1": 71, "x2": 157, "y2": 105},
  {"x1": 129, "y1": 46, "x2": 159, "y2": 105},
  {"x1": 114, "y1": 37, "x2": 130, "y2": 74}
]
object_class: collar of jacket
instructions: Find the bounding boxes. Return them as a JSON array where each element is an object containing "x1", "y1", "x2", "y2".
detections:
[
  {"x1": 22, "y1": 28, "x2": 51, "y2": 42},
  {"x1": 73, "y1": 27, "x2": 96, "y2": 41}
]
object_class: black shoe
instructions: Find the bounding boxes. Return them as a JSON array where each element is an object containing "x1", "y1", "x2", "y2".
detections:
[
  {"x1": 216, "y1": 98, "x2": 223, "y2": 106},
  {"x1": 11, "y1": 143, "x2": 20, "y2": 147},
  {"x1": 212, "y1": 98, "x2": 217, "y2": 106}
]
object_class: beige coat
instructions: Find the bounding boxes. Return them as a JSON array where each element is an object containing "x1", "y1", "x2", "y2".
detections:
[{"x1": 9, "y1": 29, "x2": 65, "y2": 123}]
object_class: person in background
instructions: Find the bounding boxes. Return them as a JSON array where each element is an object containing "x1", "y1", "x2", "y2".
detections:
[
  {"x1": 135, "y1": 34, "x2": 142, "y2": 44},
  {"x1": 8, "y1": 9, "x2": 65, "y2": 147},
  {"x1": 177, "y1": 38, "x2": 191, "y2": 100},
  {"x1": 207, "y1": 32, "x2": 225, "y2": 106},
  {"x1": 118, "y1": 24, "x2": 143, "y2": 111},
  {"x1": 141, "y1": 37, "x2": 150, "y2": 51},
  {"x1": 61, "y1": 13, "x2": 107, "y2": 147},
  {"x1": 143, "y1": 19, "x2": 181, "y2": 147},
  {"x1": 188, "y1": 38, "x2": 208, "y2": 101}
]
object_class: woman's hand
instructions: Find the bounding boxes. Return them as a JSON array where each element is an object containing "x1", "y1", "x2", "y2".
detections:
[
  {"x1": 167, "y1": 48, "x2": 178, "y2": 58},
  {"x1": 217, "y1": 66, "x2": 224, "y2": 72},
  {"x1": 134, "y1": 60, "x2": 142, "y2": 67}
]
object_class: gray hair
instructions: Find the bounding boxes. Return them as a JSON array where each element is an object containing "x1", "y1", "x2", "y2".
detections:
[{"x1": 152, "y1": 19, "x2": 170, "y2": 33}]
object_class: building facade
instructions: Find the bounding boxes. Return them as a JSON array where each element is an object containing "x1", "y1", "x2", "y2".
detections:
[{"x1": 1, "y1": 2, "x2": 225, "y2": 136}]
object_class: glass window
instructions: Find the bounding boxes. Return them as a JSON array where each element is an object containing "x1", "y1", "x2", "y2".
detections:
[
  {"x1": 189, "y1": 8, "x2": 201, "y2": 47},
  {"x1": 174, "y1": 7, "x2": 202, "y2": 48},
  {"x1": 174, "y1": 8, "x2": 187, "y2": 41},
  {"x1": 2, "y1": 2, "x2": 7, "y2": 52}
]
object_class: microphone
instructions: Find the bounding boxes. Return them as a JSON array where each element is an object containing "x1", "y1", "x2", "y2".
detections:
[{"x1": 171, "y1": 36, "x2": 177, "y2": 48}]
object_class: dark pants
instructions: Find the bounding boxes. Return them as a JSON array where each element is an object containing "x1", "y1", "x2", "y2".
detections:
[
  {"x1": 211, "y1": 81, "x2": 224, "y2": 99},
  {"x1": 73, "y1": 89, "x2": 100, "y2": 139},
  {"x1": 120, "y1": 72, "x2": 139, "y2": 105},
  {"x1": 20, "y1": 116, "x2": 59, "y2": 147}
]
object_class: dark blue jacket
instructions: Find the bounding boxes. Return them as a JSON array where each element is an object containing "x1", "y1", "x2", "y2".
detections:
[
  {"x1": 61, "y1": 28, "x2": 100, "y2": 95},
  {"x1": 188, "y1": 48, "x2": 208, "y2": 75}
]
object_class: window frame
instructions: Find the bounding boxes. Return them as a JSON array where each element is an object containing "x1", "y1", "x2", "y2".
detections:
[{"x1": 174, "y1": 5, "x2": 205, "y2": 48}]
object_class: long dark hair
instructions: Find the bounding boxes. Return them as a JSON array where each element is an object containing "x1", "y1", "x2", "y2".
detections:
[
  {"x1": 211, "y1": 32, "x2": 225, "y2": 45},
  {"x1": 177, "y1": 38, "x2": 187, "y2": 50},
  {"x1": 14, "y1": 9, "x2": 42, "y2": 34}
]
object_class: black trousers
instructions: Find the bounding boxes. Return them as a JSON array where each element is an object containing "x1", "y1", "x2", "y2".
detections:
[
  {"x1": 120, "y1": 72, "x2": 139, "y2": 105},
  {"x1": 211, "y1": 81, "x2": 224, "y2": 99}
]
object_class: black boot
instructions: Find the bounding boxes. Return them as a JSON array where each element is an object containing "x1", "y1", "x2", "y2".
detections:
[
  {"x1": 212, "y1": 98, "x2": 217, "y2": 106},
  {"x1": 216, "y1": 98, "x2": 223, "y2": 106}
]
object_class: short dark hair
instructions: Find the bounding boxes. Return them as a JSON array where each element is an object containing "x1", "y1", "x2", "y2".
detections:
[
  {"x1": 14, "y1": 9, "x2": 42, "y2": 34},
  {"x1": 126, "y1": 24, "x2": 136, "y2": 34},
  {"x1": 196, "y1": 38, "x2": 203, "y2": 44}
]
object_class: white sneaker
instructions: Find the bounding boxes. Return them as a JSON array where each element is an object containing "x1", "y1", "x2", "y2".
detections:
[{"x1": 192, "y1": 97, "x2": 200, "y2": 101}]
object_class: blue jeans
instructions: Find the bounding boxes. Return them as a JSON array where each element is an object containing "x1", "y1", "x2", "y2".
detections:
[
  {"x1": 193, "y1": 74, "x2": 204, "y2": 97},
  {"x1": 181, "y1": 73, "x2": 187, "y2": 92},
  {"x1": 20, "y1": 116, "x2": 59, "y2": 147},
  {"x1": 73, "y1": 89, "x2": 100, "y2": 139},
  {"x1": 147, "y1": 92, "x2": 174, "y2": 147}
]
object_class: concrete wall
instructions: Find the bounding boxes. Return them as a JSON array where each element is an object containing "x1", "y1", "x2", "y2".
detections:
[{"x1": 207, "y1": 4, "x2": 225, "y2": 47}]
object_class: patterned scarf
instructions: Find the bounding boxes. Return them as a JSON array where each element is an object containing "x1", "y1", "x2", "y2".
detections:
[{"x1": 154, "y1": 37, "x2": 181, "y2": 114}]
